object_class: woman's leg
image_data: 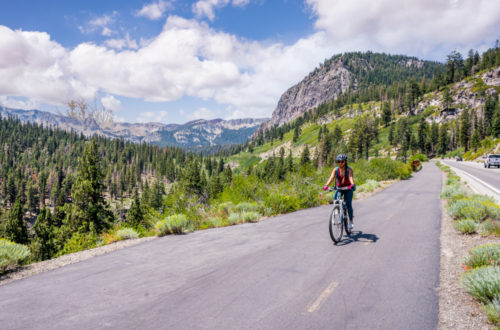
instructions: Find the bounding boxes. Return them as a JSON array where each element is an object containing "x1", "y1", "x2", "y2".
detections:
[{"x1": 343, "y1": 190, "x2": 354, "y2": 221}]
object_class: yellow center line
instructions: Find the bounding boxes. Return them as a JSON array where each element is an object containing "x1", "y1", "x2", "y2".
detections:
[{"x1": 307, "y1": 281, "x2": 339, "y2": 313}]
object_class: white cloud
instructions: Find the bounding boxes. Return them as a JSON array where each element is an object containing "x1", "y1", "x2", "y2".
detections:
[
  {"x1": 0, "y1": 96, "x2": 38, "y2": 110},
  {"x1": 105, "y1": 33, "x2": 139, "y2": 50},
  {"x1": 0, "y1": 26, "x2": 96, "y2": 105},
  {"x1": 80, "y1": 12, "x2": 118, "y2": 36},
  {"x1": 136, "y1": 1, "x2": 173, "y2": 20},
  {"x1": 193, "y1": 0, "x2": 251, "y2": 21},
  {"x1": 305, "y1": 0, "x2": 500, "y2": 57},
  {"x1": 137, "y1": 110, "x2": 168, "y2": 123},
  {"x1": 101, "y1": 95, "x2": 122, "y2": 112},
  {"x1": 1, "y1": 0, "x2": 499, "y2": 121}
]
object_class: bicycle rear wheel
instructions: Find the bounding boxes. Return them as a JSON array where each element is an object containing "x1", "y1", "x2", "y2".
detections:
[{"x1": 329, "y1": 205, "x2": 343, "y2": 243}]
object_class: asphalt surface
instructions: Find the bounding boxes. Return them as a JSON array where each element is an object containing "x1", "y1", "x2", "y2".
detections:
[
  {"x1": 442, "y1": 160, "x2": 500, "y2": 192},
  {"x1": 0, "y1": 164, "x2": 442, "y2": 330}
]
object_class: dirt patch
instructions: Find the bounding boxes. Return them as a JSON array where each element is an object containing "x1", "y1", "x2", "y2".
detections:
[{"x1": 438, "y1": 167, "x2": 499, "y2": 329}]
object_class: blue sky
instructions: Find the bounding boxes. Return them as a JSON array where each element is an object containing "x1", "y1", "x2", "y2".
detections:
[{"x1": 0, "y1": 0, "x2": 499, "y2": 124}]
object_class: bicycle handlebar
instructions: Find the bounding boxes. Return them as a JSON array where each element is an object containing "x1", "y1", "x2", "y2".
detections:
[{"x1": 325, "y1": 186, "x2": 351, "y2": 192}]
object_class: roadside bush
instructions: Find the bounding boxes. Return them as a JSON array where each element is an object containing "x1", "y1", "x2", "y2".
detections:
[
  {"x1": 58, "y1": 232, "x2": 99, "y2": 256},
  {"x1": 409, "y1": 153, "x2": 429, "y2": 162},
  {"x1": 462, "y1": 266, "x2": 500, "y2": 304},
  {"x1": 0, "y1": 239, "x2": 30, "y2": 273},
  {"x1": 453, "y1": 219, "x2": 478, "y2": 234},
  {"x1": 233, "y1": 202, "x2": 260, "y2": 213},
  {"x1": 155, "y1": 214, "x2": 189, "y2": 236},
  {"x1": 227, "y1": 213, "x2": 244, "y2": 225},
  {"x1": 116, "y1": 228, "x2": 139, "y2": 240},
  {"x1": 484, "y1": 297, "x2": 500, "y2": 324},
  {"x1": 479, "y1": 220, "x2": 500, "y2": 236},
  {"x1": 464, "y1": 244, "x2": 500, "y2": 269},
  {"x1": 440, "y1": 184, "x2": 467, "y2": 200},
  {"x1": 358, "y1": 179, "x2": 381, "y2": 193},
  {"x1": 464, "y1": 244, "x2": 500, "y2": 270},
  {"x1": 446, "y1": 175, "x2": 461, "y2": 185},
  {"x1": 263, "y1": 191, "x2": 299, "y2": 215},
  {"x1": 240, "y1": 211, "x2": 261, "y2": 223},
  {"x1": 448, "y1": 195, "x2": 500, "y2": 221}
]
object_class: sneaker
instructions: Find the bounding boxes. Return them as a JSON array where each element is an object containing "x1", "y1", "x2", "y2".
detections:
[{"x1": 348, "y1": 222, "x2": 354, "y2": 229}]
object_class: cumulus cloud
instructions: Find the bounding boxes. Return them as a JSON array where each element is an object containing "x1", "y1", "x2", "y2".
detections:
[
  {"x1": 136, "y1": 0, "x2": 173, "y2": 20},
  {"x1": 193, "y1": 0, "x2": 251, "y2": 21},
  {"x1": 1, "y1": 0, "x2": 499, "y2": 121},
  {"x1": 80, "y1": 12, "x2": 118, "y2": 36},
  {"x1": 104, "y1": 33, "x2": 139, "y2": 50},
  {"x1": 0, "y1": 96, "x2": 38, "y2": 110},
  {"x1": 137, "y1": 110, "x2": 168, "y2": 123},
  {"x1": 0, "y1": 26, "x2": 96, "y2": 105},
  {"x1": 305, "y1": 0, "x2": 500, "y2": 57},
  {"x1": 101, "y1": 95, "x2": 122, "y2": 112}
]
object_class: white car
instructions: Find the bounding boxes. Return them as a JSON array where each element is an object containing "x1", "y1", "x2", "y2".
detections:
[{"x1": 484, "y1": 154, "x2": 500, "y2": 168}]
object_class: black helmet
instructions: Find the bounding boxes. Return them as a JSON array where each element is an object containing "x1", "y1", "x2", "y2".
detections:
[{"x1": 336, "y1": 153, "x2": 347, "y2": 162}]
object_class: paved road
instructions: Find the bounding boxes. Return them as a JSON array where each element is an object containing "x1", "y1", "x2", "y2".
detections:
[
  {"x1": 0, "y1": 164, "x2": 442, "y2": 330},
  {"x1": 442, "y1": 160, "x2": 500, "y2": 192}
]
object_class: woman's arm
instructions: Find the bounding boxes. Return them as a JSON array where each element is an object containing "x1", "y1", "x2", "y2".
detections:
[
  {"x1": 325, "y1": 168, "x2": 336, "y2": 187},
  {"x1": 348, "y1": 168, "x2": 355, "y2": 186}
]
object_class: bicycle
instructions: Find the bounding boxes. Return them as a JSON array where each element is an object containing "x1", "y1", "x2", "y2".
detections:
[{"x1": 327, "y1": 186, "x2": 352, "y2": 243}]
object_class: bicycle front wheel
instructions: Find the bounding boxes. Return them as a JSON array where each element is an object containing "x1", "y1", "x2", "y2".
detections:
[{"x1": 329, "y1": 205, "x2": 343, "y2": 243}]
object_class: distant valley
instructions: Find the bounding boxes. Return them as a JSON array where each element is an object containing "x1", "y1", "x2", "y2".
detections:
[{"x1": 0, "y1": 107, "x2": 268, "y2": 148}]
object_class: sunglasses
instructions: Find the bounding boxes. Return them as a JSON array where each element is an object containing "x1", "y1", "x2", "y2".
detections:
[{"x1": 337, "y1": 160, "x2": 345, "y2": 163}]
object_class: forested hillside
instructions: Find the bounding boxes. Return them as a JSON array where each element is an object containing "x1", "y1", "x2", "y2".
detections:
[{"x1": 252, "y1": 44, "x2": 500, "y2": 164}]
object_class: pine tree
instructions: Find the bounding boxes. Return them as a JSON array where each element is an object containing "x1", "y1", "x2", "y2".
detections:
[
  {"x1": 71, "y1": 139, "x2": 114, "y2": 233},
  {"x1": 300, "y1": 145, "x2": 311, "y2": 166},
  {"x1": 32, "y1": 207, "x2": 56, "y2": 261},
  {"x1": 382, "y1": 102, "x2": 392, "y2": 126},
  {"x1": 126, "y1": 190, "x2": 145, "y2": 228},
  {"x1": 470, "y1": 130, "x2": 481, "y2": 151},
  {"x1": 3, "y1": 200, "x2": 28, "y2": 244},
  {"x1": 459, "y1": 109, "x2": 471, "y2": 150},
  {"x1": 292, "y1": 124, "x2": 301, "y2": 143}
]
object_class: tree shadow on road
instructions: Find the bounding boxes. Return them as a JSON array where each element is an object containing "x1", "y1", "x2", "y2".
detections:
[{"x1": 333, "y1": 230, "x2": 379, "y2": 246}]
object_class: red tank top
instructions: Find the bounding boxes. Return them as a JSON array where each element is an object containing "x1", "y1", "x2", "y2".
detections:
[{"x1": 336, "y1": 167, "x2": 351, "y2": 187}]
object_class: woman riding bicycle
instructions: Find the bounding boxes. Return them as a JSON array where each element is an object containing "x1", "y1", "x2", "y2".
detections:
[{"x1": 324, "y1": 154, "x2": 355, "y2": 229}]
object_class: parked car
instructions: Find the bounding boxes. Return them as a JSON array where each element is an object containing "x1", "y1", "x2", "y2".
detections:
[
  {"x1": 456, "y1": 156, "x2": 462, "y2": 161},
  {"x1": 484, "y1": 154, "x2": 500, "y2": 168}
]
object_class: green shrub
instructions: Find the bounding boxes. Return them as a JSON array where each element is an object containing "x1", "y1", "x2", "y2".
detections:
[
  {"x1": 358, "y1": 179, "x2": 381, "y2": 193},
  {"x1": 240, "y1": 211, "x2": 261, "y2": 222},
  {"x1": 263, "y1": 192, "x2": 299, "y2": 215},
  {"x1": 484, "y1": 297, "x2": 500, "y2": 324},
  {"x1": 462, "y1": 266, "x2": 500, "y2": 304},
  {"x1": 454, "y1": 219, "x2": 478, "y2": 234},
  {"x1": 448, "y1": 195, "x2": 500, "y2": 221},
  {"x1": 115, "y1": 228, "x2": 139, "y2": 240},
  {"x1": 440, "y1": 184, "x2": 467, "y2": 200},
  {"x1": 0, "y1": 239, "x2": 30, "y2": 273},
  {"x1": 155, "y1": 214, "x2": 189, "y2": 236},
  {"x1": 479, "y1": 220, "x2": 500, "y2": 237},
  {"x1": 409, "y1": 153, "x2": 429, "y2": 162},
  {"x1": 446, "y1": 175, "x2": 461, "y2": 185},
  {"x1": 58, "y1": 232, "x2": 99, "y2": 256},
  {"x1": 227, "y1": 213, "x2": 244, "y2": 225},
  {"x1": 233, "y1": 202, "x2": 260, "y2": 213},
  {"x1": 464, "y1": 244, "x2": 500, "y2": 269}
]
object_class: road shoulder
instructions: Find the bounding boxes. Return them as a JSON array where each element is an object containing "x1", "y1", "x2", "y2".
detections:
[{"x1": 438, "y1": 163, "x2": 497, "y2": 329}]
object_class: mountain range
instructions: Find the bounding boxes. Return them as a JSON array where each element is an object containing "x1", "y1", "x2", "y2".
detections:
[{"x1": 0, "y1": 106, "x2": 268, "y2": 148}]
